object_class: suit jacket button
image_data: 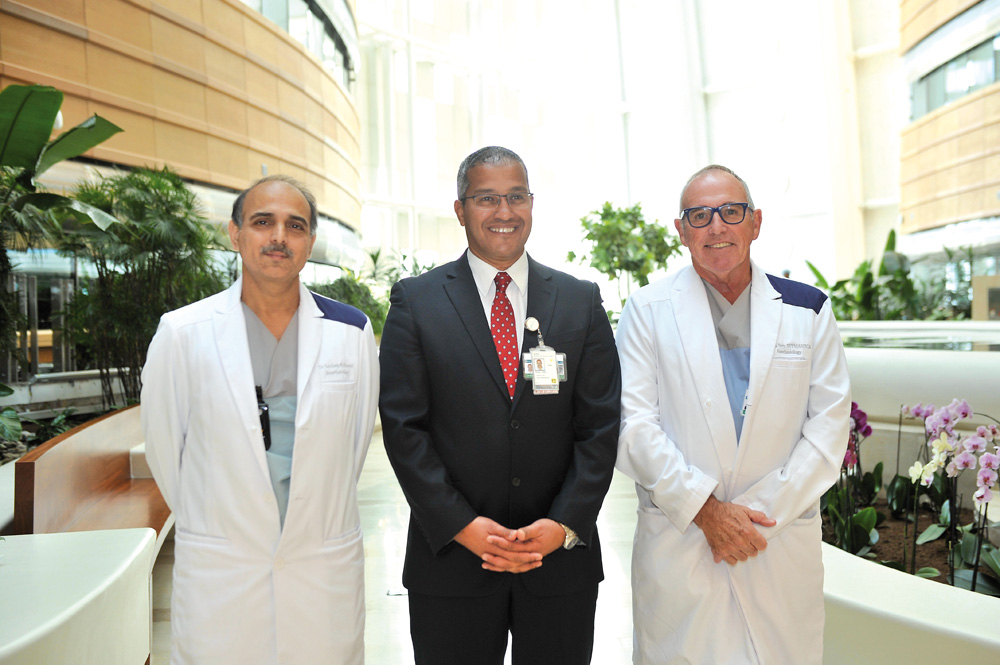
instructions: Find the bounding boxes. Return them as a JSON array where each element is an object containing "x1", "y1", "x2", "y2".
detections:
[
  {"x1": 510, "y1": 420, "x2": 520, "y2": 429},
  {"x1": 511, "y1": 477, "x2": 521, "y2": 487}
]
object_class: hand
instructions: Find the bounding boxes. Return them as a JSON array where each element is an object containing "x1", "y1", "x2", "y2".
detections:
[
  {"x1": 454, "y1": 516, "x2": 543, "y2": 573},
  {"x1": 482, "y1": 518, "x2": 565, "y2": 573},
  {"x1": 692, "y1": 495, "x2": 776, "y2": 566}
]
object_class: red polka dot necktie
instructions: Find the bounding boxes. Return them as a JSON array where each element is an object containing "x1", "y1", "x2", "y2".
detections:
[{"x1": 491, "y1": 272, "x2": 518, "y2": 399}]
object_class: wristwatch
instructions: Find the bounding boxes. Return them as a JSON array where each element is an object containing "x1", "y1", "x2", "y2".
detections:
[{"x1": 558, "y1": 522, "x2": 581, "y2": 550}]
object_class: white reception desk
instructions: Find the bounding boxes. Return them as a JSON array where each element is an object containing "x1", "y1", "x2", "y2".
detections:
[{"x1": 0, "y1": 528, "x2": 155, "y2": 665}]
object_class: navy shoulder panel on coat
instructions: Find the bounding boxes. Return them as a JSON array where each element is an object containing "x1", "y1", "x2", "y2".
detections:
[
  {"x1": 766, "y1": 274, "x2": 827, "y2": 315},
  {"x1": 310, "y1": 292, "x2": 368, "y2": 330}
]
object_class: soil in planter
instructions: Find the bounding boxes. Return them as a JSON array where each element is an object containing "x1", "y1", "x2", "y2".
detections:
[{"x1": 823, "y1": 497, "x2": 974, "y2": 585}]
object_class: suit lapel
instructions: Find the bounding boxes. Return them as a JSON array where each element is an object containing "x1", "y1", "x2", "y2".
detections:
[
  {"x1": 442, "y1": 256, "x2": 511, "y2": 400},
  {"x1": 672, "y1": 268, "x2": 733, "y2": 471},
  {"x1": 514, "y1": 257, "x2": 556, "y2": 408},
  {"x1": 295, "y1": 282, "x2": 322, "y2": 427},
  {"x1": 732, "y1": 263, "x2": 782, "y2": 477},
  {"x1": 212, "y1": 278, "x2": 271, "y2": 479}
]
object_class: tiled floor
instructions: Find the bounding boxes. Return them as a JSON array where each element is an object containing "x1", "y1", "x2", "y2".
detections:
[{"x1": 151, "y1": 429, "x2": 638, "y2": 664}]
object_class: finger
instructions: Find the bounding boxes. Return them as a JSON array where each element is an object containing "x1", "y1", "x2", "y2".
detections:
[{"x1": 747, "y1": 510, "x2": 777, "y2": 527}]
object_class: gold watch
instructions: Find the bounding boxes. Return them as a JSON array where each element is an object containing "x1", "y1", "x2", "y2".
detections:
[{"x1": 559, "y1": 522, "x2": 581, "y2": 550}]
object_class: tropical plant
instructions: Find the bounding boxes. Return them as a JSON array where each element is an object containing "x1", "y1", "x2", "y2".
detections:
[
  {"x1": 0, "y1": 84, "x2": 121, "y2": 365},
  {"x1": 55, "y1": 167, "x2": 228, "y2": 406},
  {"x1": 567, "y1": 202, "x2": 683, "y2": 308},
  {"x1": 0, "y1": 382, "x2": 21, "y2": 443}
]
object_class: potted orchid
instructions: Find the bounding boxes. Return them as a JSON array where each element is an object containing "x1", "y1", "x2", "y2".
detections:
[
  {"x1": 904, "y1": 400, "x2": 1000, "y2": 593},
  {"x1": 823, "y1": 402, "x2": 881, "y2": 555}
]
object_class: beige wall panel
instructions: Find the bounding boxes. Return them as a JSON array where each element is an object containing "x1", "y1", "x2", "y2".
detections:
[
  {"x1": 153, "y1": 68, "x2": 207, "y2": 126},
  {"x1": 956, "y1": 95, "x2": 985, "y2": 128},
  {"x1": 274, "y1": 39, "x2": 304, "y2": 86},
  {"x1": 204, "y1": 40, "x2": 246, "y2": 93},
  {"x1": 277, "y1": 78, "x2": 306, "y2": 125},
  {"x1": 302, "y1": 96, "x2": 322, "y2": 138},
  {"x1": 206, "y1": 135, "x2": 248, "y2": 185},
  {"x1": 245, "y1": 60, "x2": 278, "y2": 108},
  {"x1": 19, "y1": 0, "x2": 84, "y2": 23},
  {"x1": 246, "y1": 105, "x2": 280, "y2": 151},
  {"x1": 303, "y1": 134, "x2": 323, "y2": 171},
  {"x1": 954, "y1": 159, "x2": 983, "y2": 191},
  {"x1": 278, "y1": 121, "x2": 307, "y2": 162},
  {"x1": 302, "y1": 57, "x2": 323, "y2": 100},
  {"x1": 56, "y1": 94, "x2": 90, "y2": 130},
  {"x1": 936, "y1": 164, "x2": 959, "y2": 194},
  {"x1": 151, "y1": 14, "x2": 206, "y2": 76},
  {"x1": 206, "y1": 87, "x2": 248, "y2": 138},
  {"x1": 243, "y1": 16, "x2": 278, "y2": 70},
  {"x1": 956, "y1": 127, "x2": 985, "y2": 162},
  {"x1": 986, "y1": 122, "x2": 1000, "y2": 148},
  {"x1": 275, "y1": 160, "x2": 309, "y2": 186},
  {"x1": 202, "y1": 0, "x2": 245, "y2": 48},
  {"x1": 86, "y1": 42, "x2": 155, "y2": 107},
  {"x1": 86, "y1": 100, "x2": 157, "y2": 162},
  {"x1": 984, "y1": 154, "x2": 1000, "y2": 189},
  {"x1": 986, "y1": 88, "x2": 1000, "y2": 122},
  {"x1": 85, "y1": 0, "x2": 152, "y2": 51},
  {"x1": 155, "y1": 121, "x2": 210, "y2": 177},
  {"x1": 1, "y1": 16, "x2": 87, "y2": 85},
  {"x1": 246, "y1": 148, "x2": 270, "y2": 182},
  {"x1": 901, "y1": 0, "x2": 979, "y2": 53},
  {"x1": 154, "y1": 0, "x2": 205, "y2": 27}
]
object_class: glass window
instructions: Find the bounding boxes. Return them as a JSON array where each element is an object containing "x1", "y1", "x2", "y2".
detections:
[{"x1": 911, "y1": 33, "x2": 1000, "y2": 120}]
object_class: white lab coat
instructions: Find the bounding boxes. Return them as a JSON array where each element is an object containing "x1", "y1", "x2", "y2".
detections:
[
  {"x1": 616, "y1": 262, "x2": 850, "y2": 665},
  {"x1": 142, "y1": 277, "x2": 378, "y2": 665}
]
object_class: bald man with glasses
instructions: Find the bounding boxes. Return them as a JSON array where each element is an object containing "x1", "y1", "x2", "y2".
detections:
[{"x1": 615, "y1": 165, "x2": 851, "y2": 664}]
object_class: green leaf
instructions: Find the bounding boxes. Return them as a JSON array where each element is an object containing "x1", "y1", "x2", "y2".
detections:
[
  {"x1": 916, "y1": 523, "x2": 946, "y2": 544},
  {"x1": 0, "y1": 382, "x2": 12, "y2": 398},
  {"x1": 980, "y1": 546, "x2": 1000, "y2": 580},
  {"x1": 851, "y1": 506, "x2": 878, "y2": 534},
  {"x1": 0, "y1": 406, "x2": 22, "y2": 442},
  {"x1": 915, "y1": 566, "x2": 940, "y2": 579},
  {"x1": 36, "y1": 114, "x2": 123, "y2": 176},
  {"x1": 15, "y1": 193, "x2": 118, "y2": 231},
  {"x1": 805, "y1": 261, "x2": 829, "y2": 289},
  {"x1": 879, "y1": 560, "x2": 905, "y2": 572},
  {"x1": 953, "y1": 569, "x2": 1000, "y2": 596},
  {"x1": 0, "y1": 84, "x2": 62, "y2": 170}
]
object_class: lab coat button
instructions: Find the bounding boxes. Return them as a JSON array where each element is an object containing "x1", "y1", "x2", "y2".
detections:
[
  {"x1": 511, "y1": 477, "x2": 521, "y2": 487},
  {"x1": 275, "y1": 558, "x2": 285, "y2": 570}
]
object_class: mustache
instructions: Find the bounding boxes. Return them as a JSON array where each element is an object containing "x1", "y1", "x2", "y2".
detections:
[{"x1": 261, "y1": 243, "x2": 293, "y2": 258}]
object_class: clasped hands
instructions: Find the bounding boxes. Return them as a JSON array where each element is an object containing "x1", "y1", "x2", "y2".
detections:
[
  {"x1": 693, "y1": 495, "x2": 776, "y2": 566},
  {"x1": 454, "y1": 516, "x2": 565, "y2": 573}
]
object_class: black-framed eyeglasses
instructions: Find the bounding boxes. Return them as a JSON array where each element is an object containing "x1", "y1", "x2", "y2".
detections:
[
  {"x1": 681, "y1": 202, "x2": 751, "y2": 228},
  {"x1": 460, "y1": 192, "x2": 534, "y2": 209}
]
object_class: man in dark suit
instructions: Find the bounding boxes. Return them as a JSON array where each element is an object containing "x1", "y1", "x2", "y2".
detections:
[{"x1": 378, "y1": 146, "x2": 622, "y2": 665}]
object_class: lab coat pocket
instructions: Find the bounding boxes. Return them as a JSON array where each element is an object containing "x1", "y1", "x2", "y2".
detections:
[
  {"x1": 323, "y1": 522, "x2": 362, "y2": 547},
  {"x1": 771, "y1": 357, "x2": 808, "y2": 369}
]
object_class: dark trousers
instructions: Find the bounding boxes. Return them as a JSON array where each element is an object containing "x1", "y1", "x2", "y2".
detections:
[{"x1": 408, "y1": 575, "x2": 599, "y2": 665}]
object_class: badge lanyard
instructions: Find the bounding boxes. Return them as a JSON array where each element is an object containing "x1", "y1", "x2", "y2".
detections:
[{"x1": 521, "y1": 316, "x2": 567, "y2": 395}]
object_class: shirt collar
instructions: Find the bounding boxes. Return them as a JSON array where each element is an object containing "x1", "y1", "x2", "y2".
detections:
[{"x1": 466, "y1": 250, "x2": 529, "y2": 297}]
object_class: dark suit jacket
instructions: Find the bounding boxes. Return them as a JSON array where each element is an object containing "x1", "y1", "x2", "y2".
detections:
[{"x1": 378, "y1": 252, "x2": 621, "y2": 598}]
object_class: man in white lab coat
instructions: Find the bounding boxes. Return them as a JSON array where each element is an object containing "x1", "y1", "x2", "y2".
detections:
[
  {"x1": 142, "y1": 175, "x2": 378, "y2": 665},
  {"x1": 616, "y1": 165, "x2": 850, "y2": 664}
]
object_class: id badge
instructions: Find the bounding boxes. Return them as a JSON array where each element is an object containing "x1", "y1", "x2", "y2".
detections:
[{"x1": 521, "y1": 317, "x2": 567, "y2": 395}]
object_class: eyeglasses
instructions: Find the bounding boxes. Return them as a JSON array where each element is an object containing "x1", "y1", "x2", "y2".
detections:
[
  {"x1": 460, "y1": 192, "x2": 534, "y2": 209},
  {"x1": 681, "y1": 203, "x2": 751, "y2": 228}
]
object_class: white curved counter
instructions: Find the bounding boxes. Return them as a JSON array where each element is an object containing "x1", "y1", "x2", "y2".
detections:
[{"x1": 0, "y1": 528, "x2": 154, "y2": 665}]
